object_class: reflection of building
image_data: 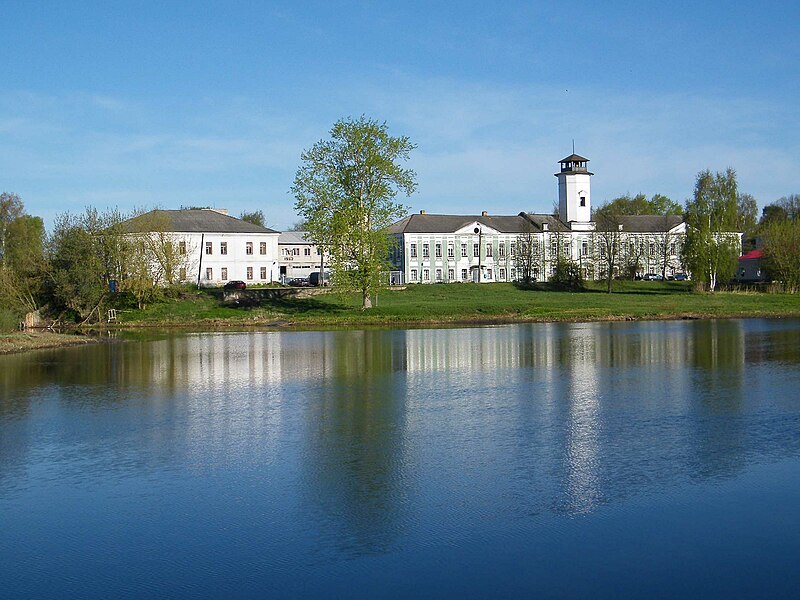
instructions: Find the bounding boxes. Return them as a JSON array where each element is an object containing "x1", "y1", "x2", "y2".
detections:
[
  {"x1": 389, "y1": 154, "x2": 714, "y2": 284},
  {"x1": 122, "y1": 208, "x2": 280, "y2": 286}
]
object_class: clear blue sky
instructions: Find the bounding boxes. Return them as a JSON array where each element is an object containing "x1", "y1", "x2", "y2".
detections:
[{"x1": 2, "y1": 1, "x2": 798, "y2": 229}]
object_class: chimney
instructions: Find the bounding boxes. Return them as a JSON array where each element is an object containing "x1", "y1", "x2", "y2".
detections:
[
  {"x1": 203, "y1": 208, "x2": 229, "y2": 216},
  {"x1": 542, "y1": 222, "x2": 549, "y2": 231},
  {"x1": 481, "y1": 211, "x2": 488, "y2": 217},
  {"x1": 618, "y1": 224, "x2": 624, "y2": 231},
  {"x1": 420, "y1": 210, "x2": 426, "y2": 214}
]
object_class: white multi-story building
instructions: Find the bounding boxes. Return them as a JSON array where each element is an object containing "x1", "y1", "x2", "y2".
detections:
[
  {"x1": 122, "y1": 208, "x2": 281, "y2": 286},
  {"x1": 389, "y1": 154, "x2": 697, "y2": 283},
  {"x1": 277, "y1": 231, "x2": 326, "y2": 281}
]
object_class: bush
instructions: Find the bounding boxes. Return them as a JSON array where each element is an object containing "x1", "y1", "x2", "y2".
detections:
[
  {"x1": 0, "y1": 308, "x2": 20, "y2": 333},
  {"x1": 550, "y1": 258, "x2": 585, "y2": 291}
]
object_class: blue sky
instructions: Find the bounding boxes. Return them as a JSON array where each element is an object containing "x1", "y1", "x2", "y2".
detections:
[{"x1": 2, "y1": 1, "x2": 798, "y2": 229}]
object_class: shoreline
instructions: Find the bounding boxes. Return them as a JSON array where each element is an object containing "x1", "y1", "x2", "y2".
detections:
[{"x1": 4, "y1": 309, "x2": 800, "y2": 356}]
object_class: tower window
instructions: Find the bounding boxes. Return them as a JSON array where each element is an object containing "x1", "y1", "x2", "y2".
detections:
[{"x1": 580, "y1": 196, "x2": 586, "y2": 207}]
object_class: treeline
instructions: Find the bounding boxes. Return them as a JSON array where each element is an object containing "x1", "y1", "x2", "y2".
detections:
[{"x1": 0, "y1": 198, "x2": 194, "y2": 331}]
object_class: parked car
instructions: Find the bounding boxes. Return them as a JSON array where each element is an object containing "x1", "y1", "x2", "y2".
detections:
[
  {"x1": 223, "y1": 280, "x2": 246, "y2": 290},
  {"x1": 309, "y1": 271, "x2": 331, "y2": 286},
  {"x1": 642, "y1": 273, "x2": 663, "y2": 281},
  {"x1": 673, "y1": 273, "x2": 689, "y2": 281},
  {"x1": 288, "y1": 277, "x2": 308, "y2": 287}
]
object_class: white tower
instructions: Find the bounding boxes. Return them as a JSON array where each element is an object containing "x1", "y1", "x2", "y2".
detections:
[{"x1": 556, "y1": 153, "x2": 593, "y2": 226}]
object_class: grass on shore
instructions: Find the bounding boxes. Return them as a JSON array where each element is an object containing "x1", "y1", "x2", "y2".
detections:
[
  {"x1": 0, "y1": 332, "x2": 98, "y2": 355},
  {"x1": 113, "y1": 281, "x2": 800, "y2": 328}
]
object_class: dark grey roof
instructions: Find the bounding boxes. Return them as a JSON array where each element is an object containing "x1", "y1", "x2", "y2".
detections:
[
  {"x1": 389, "y1": 213, "x2": 531, "y2": 234},
  {"x1": 519, "y1": 212, "x2": 572, "y2": 233},
  {"x1": 614, "y1": 215, "x2": 685, "y2": 233},
  {"x1": 122, "y1": 209, "x2": 279, "y2": 234},
  {"x1": 559, "y1": 153, "x2": 589, "y2": 163}
]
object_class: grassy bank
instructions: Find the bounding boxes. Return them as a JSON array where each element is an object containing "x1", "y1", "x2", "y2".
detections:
[
  {"x1": 0, "y1": 332, "x2": 99, "y2": 355},
  {"x1": 112, "y1": 281, "x2": 800, "y2": 329}
]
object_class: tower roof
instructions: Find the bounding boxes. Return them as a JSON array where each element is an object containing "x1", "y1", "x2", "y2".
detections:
[{"x1": 559, "y1": 153, "x2": 590, "y2": 163}]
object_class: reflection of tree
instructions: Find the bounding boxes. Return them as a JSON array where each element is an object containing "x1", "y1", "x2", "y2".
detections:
[{"x1": 302, "y1": 330, "x2": 408, "y2": 553}]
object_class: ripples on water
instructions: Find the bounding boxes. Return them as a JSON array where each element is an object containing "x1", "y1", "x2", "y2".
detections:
[{"x1": 2, "y1": 319, "x2": 800, "y2": 597}]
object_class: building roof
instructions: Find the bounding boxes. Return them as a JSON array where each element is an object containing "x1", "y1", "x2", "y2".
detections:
[
  {"x1": 559, "y1": 153, "x2": 590, "y2": 163},
  {"x1": 389, "y1": 213, "x2": 541, "y2": 234},
  {"x1": 739, "y1": 249, "x2": 764, "y2": 260},
  {"x1": 614, "y1": 214, "x2": 685, "y2": 233},
  {"x1": 122, "y1": 209, "x2": 279, "y2": 234},
  {"x1": 278, "y1": 231, "x2": 313, "y2": 244}
]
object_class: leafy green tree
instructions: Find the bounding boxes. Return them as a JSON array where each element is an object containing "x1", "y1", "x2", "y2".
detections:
[
  {"x1": 550, "y1": 257, "x2": 585, "y2": 290},
  {"x1": 760, "y1": 194, "x2": 800, "y2": 225},
  {"x1": 292, "y1": 116, "x2": 416, "y2": 309},
  {"x1": 600, "y1": 193, "x2": 682, "y2": 216},
  {"x1": 761, "y1": 219, "x2": 800, "y2": 292},
  {"x1": 682, "y1": 169, "x2": 741, "y2": 290},
  {"x1": 0, "y1": 192, "x2": 24, "y2": 261},
  {"x1": 2, "y1": 215, "x2": 47, "y2": 312},
  {"x1": 239, "y1": 210, "x2": 266, "y2": 228}
]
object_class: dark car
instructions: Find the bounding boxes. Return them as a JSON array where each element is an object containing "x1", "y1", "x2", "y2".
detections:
[
  {"x1": 309, "y1": 271, "x2": 331, "y2": 286},
  {"x1": 288, "y1": 277, "x2": 308, "y2": 287},
  {"x1": 673, "y1": 273, "x2": 689, "y2": 281},
  {"x1": 223, "y1": 280, "x2": 246, "y2": 290}
]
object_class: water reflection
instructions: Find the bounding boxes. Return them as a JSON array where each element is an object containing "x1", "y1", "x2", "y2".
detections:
[{"x1": 2, "y1": 319, "x2": 800, "y2": 532}]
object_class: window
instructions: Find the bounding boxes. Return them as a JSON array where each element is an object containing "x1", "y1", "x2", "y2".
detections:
[
  {"x1": 179, "y1": 267, "x2": 187, "y2": 280},
  {"x1": 317, "y1": 248, "x2": 322, "y2": 255},
  {"x1": 260, "y1": 266, "x2": 267, "y2": 279},
  {"x1": 260, "y1": 242, "x2": 267, "y2": 255},
  {"x1": 580, "y1": 196, "x2": 586, "y2": 207},
  {"x1": 179, "y1": 241, "x2": 186, "y2": 255},
  {"x1": 461, "y1": 243, "x2": 468, "y2": 257},
  {"x1": 532, "y1": 267, "x2": 539, "y2": 280},
  {"x1": 550, "y1": 241, "x2": 558, "y2": 256},
  {"x1": 206, "y1": 267, "x2": 213, "y2": 280},
  {"x1": 486, "y1": 243, "x2": 493, "y2": 257},
  {"x1": 292, "y1": 248, "x2": 299, "y2": 256},
  {"x1": 410, "y1": 269, "x2": 418, "y2": 281},
  {"x1": 423, "y1": 243, "x2": 429, "y2": 258},
  {"x1": 435, "y1": 268, "x2": 442, "y2": 281},
  {"x1": 629, "y1": 242, "x2": 636, "y2": 254},
  {"x1": 510, "y1": 268, "x2": 516, "y2": 280},
  {"x1": 532, "y1": 240, "x2": 539, "y2": 253},
  {"x1": 410, "y1": 243, "x2": 417, "y2": 258},
  {"x1": 500, "y1": 268, "x2": 506, "y2": 280},
  {"x1": 510, "y1": 242, "x2": 516, "y2": 257},
  {"x1": 473, "y1": 243, "x2": 479, "y2": 257},
  {"x1": 435, "y1": 243, "x2": 442, "y2": 258},
  {"x1": 581, "y1": 240, "x2": 589, "y2": 256},
  {"x1": 220, "y1": 242, "x2": 227, "y2": 255},
  {"x1": 221, "y1": 267, "x2": 228, "y2": 280},
  {"x1": 448, "y1": 268, "x2": 454, "y2": 280},
  {"x1": 205, "y1": 242, "x2": 212, "y2": 255},
  {"x1": 600, "y1": 244, "x2": 606, "y2": 257},
  {"x1": 246, "y1": 242, "x2": 253, "y2": 255},
  {"x1": 486, "y1": 269, "x2": 493, "y2": 279},
  {"x1": 304, "y1": 248, "x2": 310, "y2": 256},
  {"x1": 246, "y1": 267, "x2": 253, "y2": 280},
  {"x1": 447, "y1": 244, "x2": 454, "y2": 258},
  {"x1": 461, "y1": 268, "x2": 468, "y2": 280},
  {"x1": 669, "y1": 243, "x2": 676, "y2": 256},
  {"x1": 649, "y1": 242, "x2": 656, "y2": 255},
  {"x1": 498, "y1": 243, "x2": 505, "y2": 258},
  {"x1": 423, "y1": 269, "x2": 430, "y2": 281}
]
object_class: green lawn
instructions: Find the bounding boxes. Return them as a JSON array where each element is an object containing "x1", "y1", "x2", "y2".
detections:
[{"x1": 113, "y1": 282, "x2": 800, "y2": 329}]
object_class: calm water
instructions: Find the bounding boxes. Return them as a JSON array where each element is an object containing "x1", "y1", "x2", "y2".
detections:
[{"x1": 2, "y1": 319, "x2": 800, "y2": 598}]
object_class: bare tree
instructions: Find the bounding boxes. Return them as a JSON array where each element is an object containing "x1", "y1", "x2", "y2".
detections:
[{"x1": 593, "y1": 206, "x2": 623, "y2": 292}]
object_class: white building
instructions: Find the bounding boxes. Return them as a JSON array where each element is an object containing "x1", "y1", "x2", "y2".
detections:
[
  {"x1": 122, "y1": 208, "x2": 281, "y2": 286},
  {"x1": 277, "y1": 231, "x2": 326, "y2": 281},
  {"x1": 389, "y1": 154, "x2": 693, "y2": 283}
]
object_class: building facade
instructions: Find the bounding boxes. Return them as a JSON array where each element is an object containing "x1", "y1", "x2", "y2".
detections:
[
  {"x1": 389, "y1": 154, "x2": 694, "y2": 284},
  {"x1": 277, "y1": 231, "x2": 326, "y2": 281},
  {"x1": 122, "y1": 208, "x2": 281, "y2": 286}
]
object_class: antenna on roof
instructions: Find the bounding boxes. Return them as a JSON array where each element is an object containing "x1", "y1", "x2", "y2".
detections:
[{"x1": 572, "y1": 139, "x2": 575, "y2": 154}]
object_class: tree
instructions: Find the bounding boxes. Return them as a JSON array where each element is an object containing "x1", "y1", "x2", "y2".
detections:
[
  {"x1": 593, "y1": 204, "x2": 624, "y2": 292},
  {"x1": 760, "y1": 194, "x2": 800, "y2": 225},
  {"x1": 239, "y1": 210, "x2": 266, "y2": 228},
  {"x1": 292, "y1": 116, "x2": 416, "y2": 309},
  {"x1": 0, "y1": 192, "x2": 24, "y2": 261},
  {"x1": 550, "y1": 257, "x2": 584, "y2": 290},
  {"x1": 682, "y1": 169, "x2": 741, "y2": 290},
  {"x1": 514, "y1": 221, "x2": 537, "y2": 286},
  {"x1": 3, "y1": 215, "x2": 46, "y2": 312},
  {"x1": 761, "y1": 219, "x2": 800, "y2": 292},
  {"x1": 601, "y1": 193, "x2": 682, "y2": 216}
]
